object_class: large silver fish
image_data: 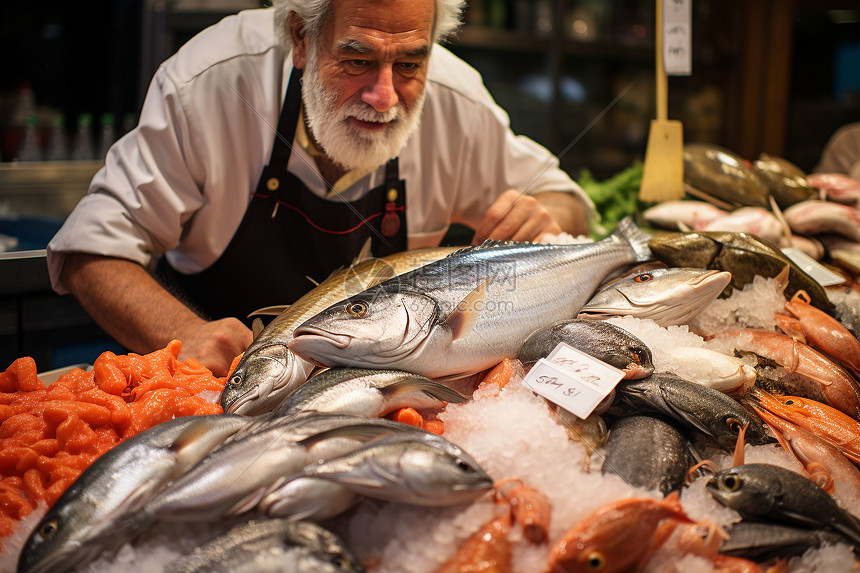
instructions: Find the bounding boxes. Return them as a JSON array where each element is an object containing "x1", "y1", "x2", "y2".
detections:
[
  {"x1": 297, "y1": 433, "x2": 493, "y2": 506},
  {"x1": 609, "y1": 372, "x2": 772, "y2": 449},
  {"x1": 144, "y1": 414, "x2": 425, "y2": 522},
  {"x1": 221, "y1": 247, "x2": 459, "y2": 416},
  {"x1": 273, "y1": 367, "x2": 467, "y2": 419},
  {"x1": 165, "y1": 519, "x2": 364, "y2": 573},
  {"x1": 288, "y1": 218, "x2": 653, "y2": 379},
  {"x1": 707, "y1": 463, "x2": 860, "y2": 548},
  {"x1": 17, "y1": 414, "x2": 250, "y2": 573},
  {"x1": 578, "y1": 267, "x2": 732, "y2": 326}
]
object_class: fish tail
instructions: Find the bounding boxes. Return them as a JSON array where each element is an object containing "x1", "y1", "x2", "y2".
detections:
[{"x1": 613, "y1": 217, "x2": 653, "y2": 263}]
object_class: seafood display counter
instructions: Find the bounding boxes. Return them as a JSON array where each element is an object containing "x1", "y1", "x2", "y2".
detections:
[{"x1": 5, "y1": 148, "x2": 860, "y2": 572}]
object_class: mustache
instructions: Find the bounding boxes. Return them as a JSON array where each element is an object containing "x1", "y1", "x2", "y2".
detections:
[{"x1": 346, "y1": 101, "x2": 403, "y2": 124}]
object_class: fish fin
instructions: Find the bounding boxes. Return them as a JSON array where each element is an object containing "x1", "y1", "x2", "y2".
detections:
[
  {"x1": 444, "y1": 278, "x2": 493, "y2": 340},
  {"x1": 251, "y1": 317, "x2": 265, "y2": 339},
  {"x1": 731, "y1": 421, "x2": 749, "y2": 467},
  {"x1": 449, "y1": 239, "x2": 533, "y2": 256},
  {"x1": 612, "y1": 217, "x2": 653, "y2": 263},
  {"x1": 297, "y1": 424, "x2": 401, "y2": 450},
  {"x1": 306, "y1": 275, "x2": 321, "y2": 287},
  {"x1": 247, "y1": 305, "x2": 291, "y2": 317},
  {"x1": 380, "y1": 377, "x2": 469, "y2": 404},
  {"x1": 363, "y1": 263, "x2": 397, "y2": 290},
  {"x1": 353, "y1": 237, "x2": 374, "y2": 265},
  {"x1": 659, "y1": 386, "x2": 720, "y2": 438},
  {"x1": 774, "y1": 265, "x2": 791, "y2": 294},
  {"x1": 769, "y1": 194, "x2": 793, "y2": 247}
]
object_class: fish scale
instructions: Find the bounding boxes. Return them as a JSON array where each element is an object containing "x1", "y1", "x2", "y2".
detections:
[{"x1": 289, "y1": 218, "x2": 653, "y2": 380}]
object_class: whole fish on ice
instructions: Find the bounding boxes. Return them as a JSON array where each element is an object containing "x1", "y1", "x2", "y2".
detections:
[
  {"x1": 719, "y1": 521, "x2": 848, "y2": 561},
  {"x1": 221, "y1": 246, "x2": 457, "y2": 416},
  {"x1": 609, "y1": 372, "x2": 771, "y2": 449},
  {"x1": 165, "y1": 519, "x2": 364, "y2": 573},
  {"x1": 289, "y1": 218, "x2": 653, "y2": 379},
  {"x1": 601, "y1": 415, "x2": 694, "y2": 496},
  {"x1": 577, "y1": 267, "x2": 731, "y2": 326},
  {"x1": 641, "y1": 200, "x2": 727, "y2": 231},
  {"x1": 648, "y1": 229, "x2": 835, "y2": 313},
  {"x1": 518, "y1": 319, "x2": 654, "y2": 378},
  {"x1": 273, "y1": 367, "x2": 467, "y2": 420},
  {"x1": 783, "y1": 200, "x2": 860, "y2": 242},
  {"x1": 144, "y1": 414, "x2": 426, "y2": 522},
  {"x1": 17, "y1": 414, "x2": 250, "y2": 573},
  {"x1": 683, "y1": 143, "x2": 770, "y2": 209},
  {"x1": 707, "y1": 463, "x2": 860, "y2": 548},
  {"x1": 290, "y1": 433, "x2": 493, "y2": 506},
  {"x1": 753, "y1": 152, "x2": 817, "y2": 208}
]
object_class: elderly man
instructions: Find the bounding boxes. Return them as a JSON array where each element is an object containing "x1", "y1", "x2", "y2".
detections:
[{"x1": 47, "y1": 0, "x2": 593, "y2": 376}]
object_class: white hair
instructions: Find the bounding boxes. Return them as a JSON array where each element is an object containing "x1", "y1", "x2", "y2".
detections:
[{"x1": 272, "y1": 0, "x2": 465, "y2": 52}]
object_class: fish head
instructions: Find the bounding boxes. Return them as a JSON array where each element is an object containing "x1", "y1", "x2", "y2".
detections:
[
  {"x1": 396, "y1": 440, "x2": 494, "y2": 506},
  {"x1": 17, "y1": 500, "x2": 105, "y2": 573},
  {"x1": 287, "y1": 521, "x2": 366, "y2": 573},
  {"x1": 706, "y1": 465, "x2": 776, "y2": 517},
  {"x1": 220, "y1": 343, "x2": 312, "y2": 415},
  {"x1": 288, "y1": 287, "x2": 441, "y2": 369},
  {"x1": 716, "y1": 409, "x2": 772, "y2": 449},
  {"x1": 648, "y1": 232, "x2": 721, "y2": 270},
  {"x1": 580, "y1": 268, "x2": 731, "y2": 326}
]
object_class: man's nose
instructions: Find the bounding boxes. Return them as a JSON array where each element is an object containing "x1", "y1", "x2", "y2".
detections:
[{"x1": 362, "y1": 66, "x2": 399, "y2": 112}]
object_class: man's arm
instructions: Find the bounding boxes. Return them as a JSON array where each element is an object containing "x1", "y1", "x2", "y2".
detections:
[
  {"x1": 61, "y1": 253, "x2": 252, "y2": 377},
  {"x1": 472, "y1": 189, "x2": 590, "y2": 244}
]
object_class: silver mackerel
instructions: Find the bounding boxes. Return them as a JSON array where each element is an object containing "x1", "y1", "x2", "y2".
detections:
[{"x1": 289, "y1": 218, "x2": 653, "y2": 379}]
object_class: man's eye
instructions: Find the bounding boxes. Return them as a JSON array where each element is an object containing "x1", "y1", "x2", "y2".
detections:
[{"x1": 347, "y1": 60, "x2": 369, "y2": 68}]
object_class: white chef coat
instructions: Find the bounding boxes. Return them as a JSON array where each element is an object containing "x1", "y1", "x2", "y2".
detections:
[{"x1": 47, "y1": 8, "x2": 592, "y2": 294}]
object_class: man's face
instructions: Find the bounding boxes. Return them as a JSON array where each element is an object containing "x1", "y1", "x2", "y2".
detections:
[{"x1": 293, "y1": 0, "x2": 436, "y2": 171}]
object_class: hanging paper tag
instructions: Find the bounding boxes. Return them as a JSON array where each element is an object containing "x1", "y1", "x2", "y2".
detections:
[
  {"x1": 781, "y1": 247, "x2": 845, "y2": 287},
  {"x1": 663, "y1": 0, "x2": 692, "y2": 76},
  {"x1": 523, "y1": 343, "x2": 625, "y2": 418}
]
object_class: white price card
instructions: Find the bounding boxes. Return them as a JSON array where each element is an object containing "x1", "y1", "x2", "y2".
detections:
[
  {"x1": 781, "y1": 247, "x2": 845, "y2": 287},
  {"x1": 523, "y1": 343, "x2": 625, "y2": 419},
  {"x1": 663, "y1": 0, "x2": 692, "y2": 76}
]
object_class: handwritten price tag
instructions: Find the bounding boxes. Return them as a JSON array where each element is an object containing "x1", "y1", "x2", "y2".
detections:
[
  {"x1": 663, "y1": 0, "x2": 691, "y2": 76},
  {"x1": 523, "y1": 343, "x2": 625, "y2": 418}
]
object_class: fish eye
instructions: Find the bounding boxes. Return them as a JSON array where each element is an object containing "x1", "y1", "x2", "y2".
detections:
[
  {"x1": 456, "y1": 459, "x2": 475, "y2": 473},
  {"x1": 726, "y1": 417, "x2": 742, "y2": 433},
  {"x1": 331, "y1": 556, "x2": 350, "y2": 568},
  {"x1": 634, "y1": 273, "x2": 653, "y2": 283},
  {"x1": 228, "y1": 374, "x2": 242, "y2": 387},
  {"x1": 38, "y1": 520, "x2": 59, "y2": 539},
  {"x1": 347, "y1": 302, "x2": 368, "y2": 317},
  {"x1": 585, "y1": 551, "x2": 606, "y2": 570},
  {"x1": 721, "y1": 474, "x2": 742, "y2": 491},
  {"x1": 784, "y1": 399, "x2": 794, "y2": 405}
]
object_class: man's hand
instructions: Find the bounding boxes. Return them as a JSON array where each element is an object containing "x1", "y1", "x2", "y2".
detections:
[
  {"x1": 175, "y1": 317, "x2": 253, "y2": 377},
  {"x1": 473, "y1": 190, "x2": 589, "y2": 244},
  {"x1": 61, "y1": 253, "x2": 252, "y2": 378}
]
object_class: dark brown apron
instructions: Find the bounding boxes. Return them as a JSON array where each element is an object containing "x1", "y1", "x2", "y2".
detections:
[{"x1": 157, "y1": 67, "x2": 407, "y2": 323}]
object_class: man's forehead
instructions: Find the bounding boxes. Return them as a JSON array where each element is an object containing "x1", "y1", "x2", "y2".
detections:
[{"x1": 327, "y1": 0, "x2": 436, "y2": 45}]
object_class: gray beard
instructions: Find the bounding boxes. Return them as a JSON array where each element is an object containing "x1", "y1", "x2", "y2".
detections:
[{"x1": 301, "y1": 45, "x2": 425, "y2": 172}]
